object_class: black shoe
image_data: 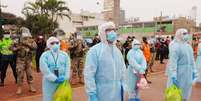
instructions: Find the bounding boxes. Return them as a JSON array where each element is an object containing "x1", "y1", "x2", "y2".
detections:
[
  {"x1": 0, "y1": 82, "x2": 4, "y2": 87},
  {"x1": 147, "y1": 81, "x2": 152, "y2": 84}
]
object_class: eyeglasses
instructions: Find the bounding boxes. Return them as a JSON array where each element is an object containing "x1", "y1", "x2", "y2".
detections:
[
  {"x1": 105, "y1": 28, "x2": 117, "y2": 32},
  {"x1": 134, "y1": 44, "x2": 141, "y2": 45},
  {"x1": 183, "y1": 32, "x2": 189, "y2": 35},
  {"x1": 50, "y1": 42, "x2": 59, "y2": 45}
]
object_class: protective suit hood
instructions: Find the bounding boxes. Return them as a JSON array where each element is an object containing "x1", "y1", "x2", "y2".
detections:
[
  {"x1": 175, "y1": 28, "x2": 188, "y2": 43},
  {"x1": 132, "y1": 39, "x2": 141, "y2": 50},
  {"x1": 98, "y1": 22, "x2": 116, "y2": 44},
  {"x1": 46, "y1": 37, "x2": 60, "y2": 49}
]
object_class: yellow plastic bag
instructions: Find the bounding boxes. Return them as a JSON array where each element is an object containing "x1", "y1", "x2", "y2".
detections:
[
  {"x1": 165, "y1": 84, "x2": 182, "y2": 101},
  {"x1": 53, "y1": 81, "x2": 72, "y2": 101}
]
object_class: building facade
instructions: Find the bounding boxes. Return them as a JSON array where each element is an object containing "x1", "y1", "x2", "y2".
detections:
[{"x1": 77, "y1": 17, "x2": 197, "y2": 38}]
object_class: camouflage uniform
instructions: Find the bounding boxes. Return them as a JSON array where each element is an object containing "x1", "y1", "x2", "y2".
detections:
[
  {"x1": 69, "y1": 36, "x2": 87, "y2": 84},
  {"x1": 15, "y1": 37, "x2": 37, "y2": 85}
]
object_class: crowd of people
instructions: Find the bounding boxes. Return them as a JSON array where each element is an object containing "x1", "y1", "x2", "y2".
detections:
[{"x1": 0, "y1": 21, "x2": 201, "y2": 101}]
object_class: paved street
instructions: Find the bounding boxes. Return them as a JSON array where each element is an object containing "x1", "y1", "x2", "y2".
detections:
[
  {"x1": 8, "y1": 72, "x2": 201, "y2": 101},
  {"x1": 1, "y1": 60, "x2": 201, "y2": 101}
]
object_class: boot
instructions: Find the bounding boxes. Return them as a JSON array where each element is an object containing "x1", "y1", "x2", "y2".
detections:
[
  {"x1": 16, "y1": 86, "x2": 23, "y2": 95},
  {"x1": 29, "y1": 84, "x2": 36, "y2": 93},
  {"x1": 0, "y1": 80, "x2": 4, "y2": 87}
]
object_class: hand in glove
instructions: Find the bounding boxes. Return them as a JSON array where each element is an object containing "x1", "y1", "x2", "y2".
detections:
[
  {"x1": 55, "y1": 76, "x2": 65, "y2": 84},
  {"x1": 172, "y1": 77, "x2": 179, "y2": 87},
  {"x1": 192, "y1": 72, "x2": 196, "y2": 80}
]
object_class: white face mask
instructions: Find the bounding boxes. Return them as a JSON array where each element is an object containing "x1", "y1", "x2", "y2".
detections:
[
  {"x1": 57, "y1": 35, "x2": 65, "y2": 40},
  {"x1": 4, "y1": 34, "x2": 10, "y2": 38},
  {"x1": 22, "y1": 33, "x2": 32, "y2": 37}
]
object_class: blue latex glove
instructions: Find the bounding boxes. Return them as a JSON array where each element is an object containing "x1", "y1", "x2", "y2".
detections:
[
  {"x1": 128, "y1": 98, "x2": 141, "y2": 101},
  {"x1": 55, "y1": 76, "x2": 65, "y2": 83},
  {"x1": 89, "y1": 93, "x2": 98, "y2": 101},
  {"x1": 193, "y1": 72, "x2": 196, "y2": 80},
  {"x1": 134, "y1": 98, "x2": 141, "y2": 101},
  {"x1": 171, "y1": 77, "x2": 179, "y2": 87}
]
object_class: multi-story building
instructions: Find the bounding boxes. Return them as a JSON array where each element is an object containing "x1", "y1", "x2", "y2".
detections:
[
  {"x1": 102, "y1": 0, "x2": 122, "y2": 26},
  {"x1": 58, "y1": 10, "x2": 105, "y2": 33},
  {"x1": 77, "y1": 17, "x2": 197, "y2": 38}
]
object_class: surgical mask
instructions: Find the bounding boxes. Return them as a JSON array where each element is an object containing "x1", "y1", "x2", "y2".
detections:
[
  {"x1": 57, "y1": 36, "x2": 65, "y2": 40},
  {"x1": 22, "y1": 33, "x2": 32, "y2": 37},
  {"x1": 4, "y1": 34, "x2": 10, "y2": 38},
  {"x1": 107, "y1": 31, "x2": 117, "y2": 42},
  {"x1": 183, "y1": 34, "x2": 190, "y2": 42},
  {"x1": 51, "y1": 44, "x2": 60, "y2": 52}
]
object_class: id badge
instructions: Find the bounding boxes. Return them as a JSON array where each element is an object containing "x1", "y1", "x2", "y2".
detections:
[{"x1": 54, "y1": 69, "x2": 59, "y2": 77}]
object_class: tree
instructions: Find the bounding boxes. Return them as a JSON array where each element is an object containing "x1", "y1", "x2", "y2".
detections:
[
  {"x1": 22, "y1": 0, "x2": 71, "y2": 36},
  {"x1": 44, "y1": 0, "x2": 71, "y2": 30}
]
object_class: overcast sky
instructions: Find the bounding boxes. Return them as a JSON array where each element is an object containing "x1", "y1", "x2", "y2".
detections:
[{"x1": 1, "y1": 0, "x2": 201, "y2": 24}]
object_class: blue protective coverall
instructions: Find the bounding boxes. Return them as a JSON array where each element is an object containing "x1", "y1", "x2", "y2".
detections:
[
  {"x1": 127, "y1": 47, "x2": 147, "y2": 100},
  {"x1": 40, "y1": 50, "x2": 70, "y2": 101},
  {"x1": 84, "y1": 42, "x2": 126, "y2": 101},
  {"x1": 196, "y1": 43, "x2": 201, "y2": 82},
  {"x1": 166, "y1": 40, "x2": 195, "y2": 100}
]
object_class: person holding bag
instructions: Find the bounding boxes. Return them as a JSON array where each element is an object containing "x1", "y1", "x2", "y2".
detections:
[
  {"x1": 40, "y1": 37, "x2": 71, "y2": 101},
  {"x1": 166, "y1": 28, "x2": 196, "y2": 101},
  {"x1": 127, "y1": 39, "x2": 148, "y2": 101}
]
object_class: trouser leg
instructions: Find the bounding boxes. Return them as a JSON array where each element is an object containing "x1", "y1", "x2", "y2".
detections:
[
  {"x1": 10, "y1": 59, "x2": 17, "y2": 83},
  {"x1": 0, "y1": 60, "x2": 9, "y2": 84}
]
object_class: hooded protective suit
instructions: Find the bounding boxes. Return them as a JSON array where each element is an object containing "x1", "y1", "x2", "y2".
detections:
[
  {"x1": 196, "y1": 43, "x2": 201, "y2": 82},
  {"x1": 127, "y1": 39, "x2": 147, "y2": 100},
  {"x1": 40, "y1": 37, "x2": 70, "y2": 101},
  {"x1": 84, "y1": 22, "x2": 126, "y2": 101},
  {"x1": 166, "y1": 28, "x2": 195, "y2": 101}
]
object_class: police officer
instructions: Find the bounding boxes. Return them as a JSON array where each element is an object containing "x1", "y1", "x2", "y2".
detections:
[
  {"x1": 13, "y1": 27, "x2": 37, "y2": 95},
  {"x1": 0, "y1": 31, "x2": 17, "y2": 86}
]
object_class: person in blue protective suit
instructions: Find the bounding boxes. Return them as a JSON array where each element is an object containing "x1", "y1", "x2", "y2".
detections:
[
  {"x1": 127, "y1": 39, "x2": 147, "y2": 101},
  {"x1": 166, "y1": 28, "x2": 196, "y2": 101},
  {"x1": 84, "y1": 22, "x2": 126, "y2": 101},
  {"x1": 39, "y1": 37, "x2": 71, "y2": 101},
  {"x1": 196, "y1": 42, "x2": 201, "y2": 83}
]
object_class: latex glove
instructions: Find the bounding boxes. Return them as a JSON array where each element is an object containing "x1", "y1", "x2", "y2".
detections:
[
  {"x1": 89, "y1": 93, "x2": 98, "y2": 101},
  {"x1": 55, "y1": 76, "x2": 65, "y2": 83},
  {"x1": 128, "y1": 98, "x2": 141, "y2": 101},
  {"x1": 192, "y1": 72, "x2": 196, "y2": 80},
  {"x1": 171, "y1": 77, "x2": 179, "y2": 87}
]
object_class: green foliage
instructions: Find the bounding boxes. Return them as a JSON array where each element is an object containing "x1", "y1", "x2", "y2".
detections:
[{"x1": 22, "y1": 0, "x2": 71, "y2": 36}]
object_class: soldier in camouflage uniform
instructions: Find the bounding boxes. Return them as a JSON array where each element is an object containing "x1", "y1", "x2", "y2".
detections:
[
  {"x1": 69, "y1": 33, "x2": 88, "y2": 84},
  {"x1": 12, "y1": 27, "x2": 37, "y2": 95}
]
